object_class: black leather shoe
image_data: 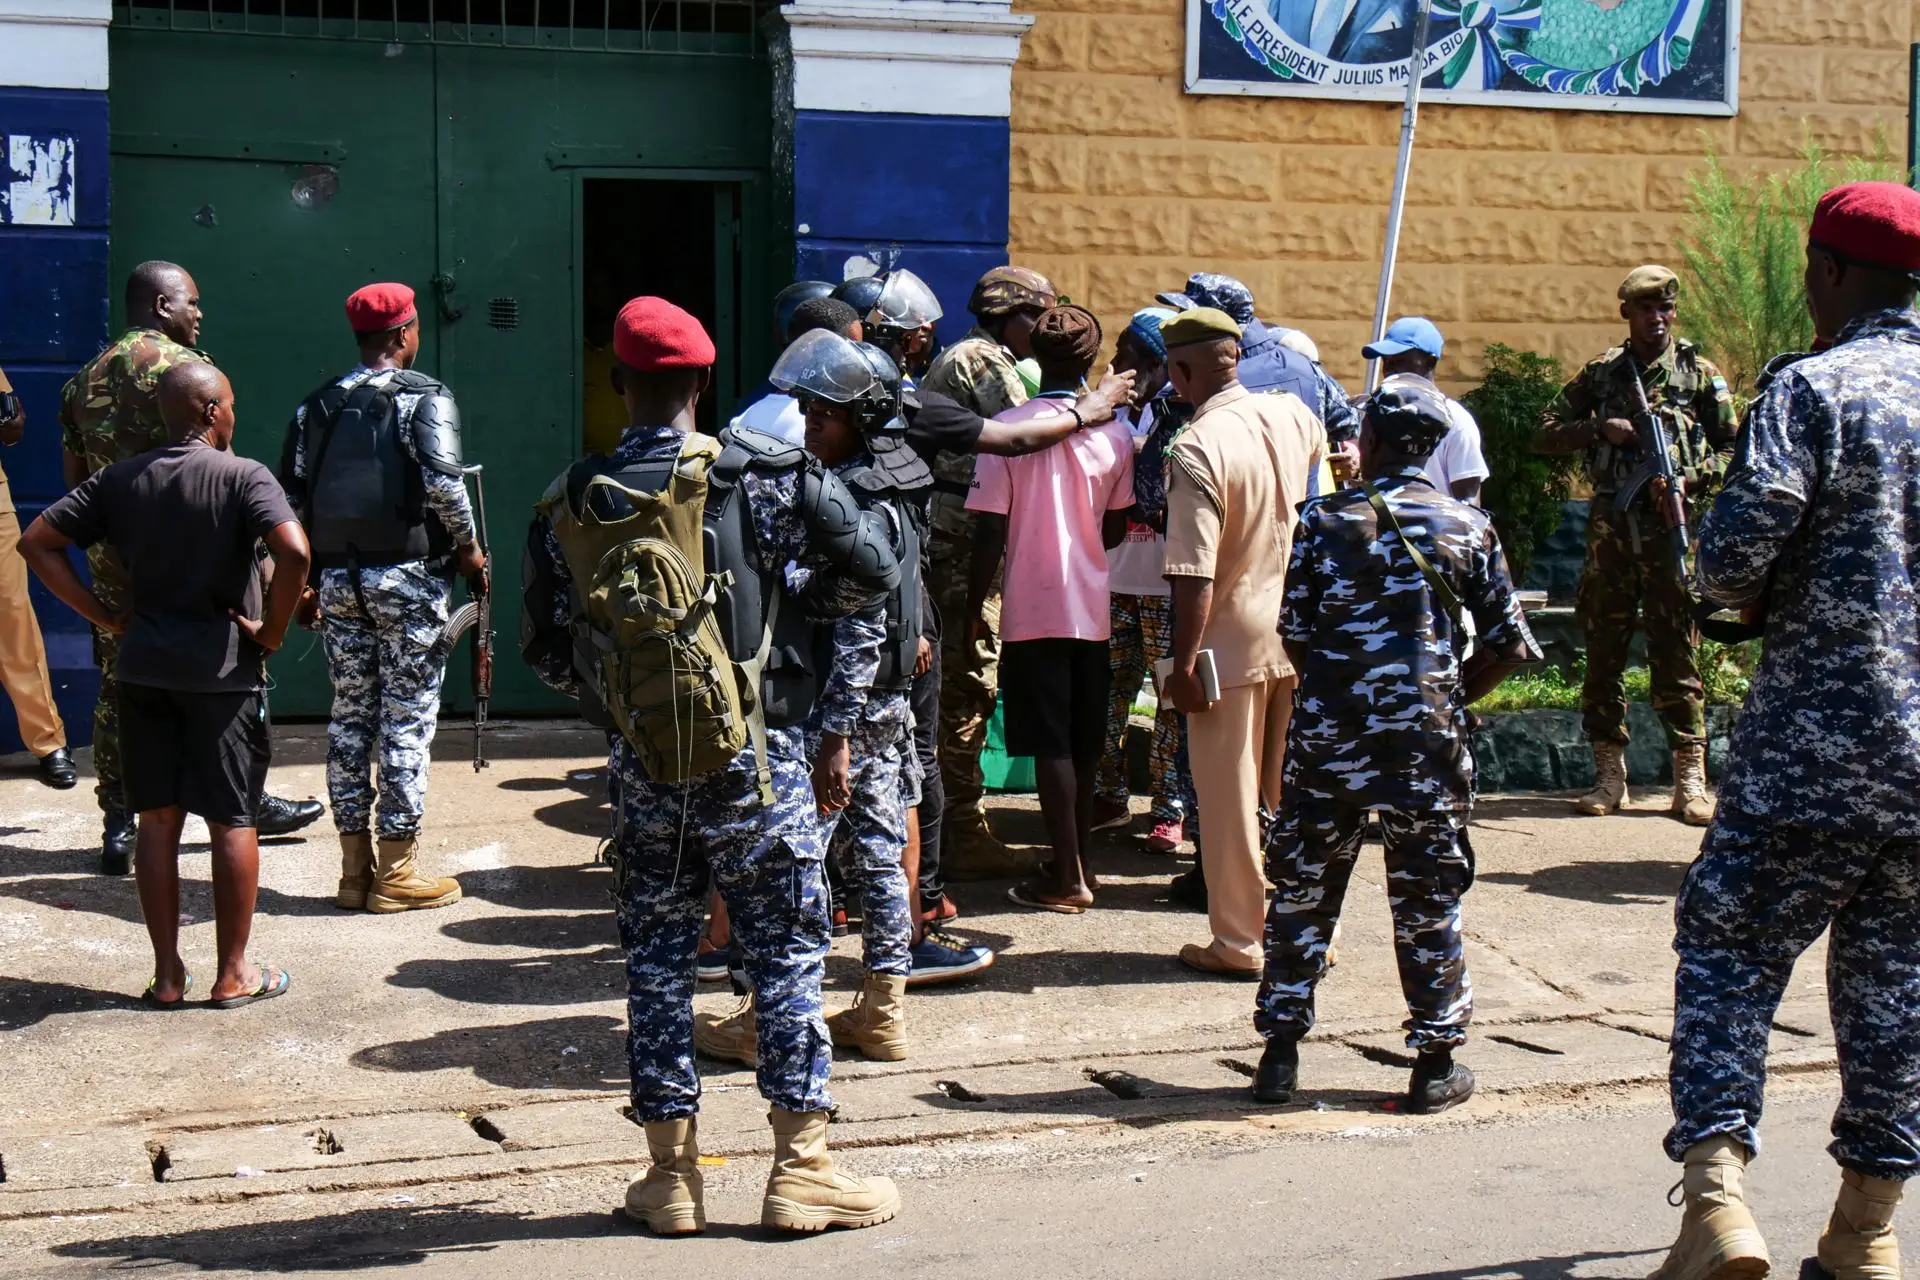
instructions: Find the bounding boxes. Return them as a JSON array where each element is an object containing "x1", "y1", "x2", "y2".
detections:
[
  {"x1": 1254, "y1": 1038, "x2": 1299, "y2": 1105},
  {"x1": 1167, "y1": 867, "x2": 1208, "y2": 913},
  {"x1": 1405, "y1": 1053, "x2": 1475, "y2": 1115},
  {"x1": 37, "y1": 748, "x2": 77, "y2": 790},
  {"x1": 101, "y1": 809, "x2": 135, "y2": 876},
  {"x1": 256, "y1": 793, "x2": 325, "y2": 837}
]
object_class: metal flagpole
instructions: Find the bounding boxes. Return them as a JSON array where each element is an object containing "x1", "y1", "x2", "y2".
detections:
[{"x1": 1368, "y1": 0, "x2": 1436, "y2": 391}]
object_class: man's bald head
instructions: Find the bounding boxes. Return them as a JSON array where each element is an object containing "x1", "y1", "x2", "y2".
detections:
[
  {"x1": 127, "y1": 261, "x2": 203, "y2": 347},
  {"x1": 158, "y1": 361, "x2": 235, "y2": 447}
]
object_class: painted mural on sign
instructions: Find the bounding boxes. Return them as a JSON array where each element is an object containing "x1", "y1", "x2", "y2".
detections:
[
  {"x1": 2, "y1": 134, "x2": 78, "y2": 226},
  {"x1": 1185, "y1": 0, "x2": 1737, "y2": 115}
]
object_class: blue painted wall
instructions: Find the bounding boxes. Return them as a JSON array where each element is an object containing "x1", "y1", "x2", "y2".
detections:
[
  {"x1": 790, "y1": 110, "x2": 1011, "y2": 346},
  {"x1": 0, "y1": 86, "x2": 111, "y2": 755}
]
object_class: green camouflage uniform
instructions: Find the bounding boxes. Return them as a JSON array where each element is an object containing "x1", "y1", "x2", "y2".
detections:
[
  {"x1": 58, "y1": 329, "x2": 210, "y2": 810},
  {"x1": 918, "y1": 327, "x2": 1026, "y2": 848},
  {"x1": 1535, "y1": 338, "x2": 1737, "y2": 750}
]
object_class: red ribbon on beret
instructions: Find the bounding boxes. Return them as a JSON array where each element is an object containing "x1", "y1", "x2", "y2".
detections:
[
  {"x1": 614, "y1": 297, "x2": 716, "y2": 371},
  {"x1": 345, "y1": 283, "x2": 418, "y2": 333},
  {"x1": 1810, "y1": 182, "x2": 1920, "y2": 272}
]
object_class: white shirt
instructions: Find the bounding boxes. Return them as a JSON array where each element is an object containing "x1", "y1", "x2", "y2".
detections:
[
  {"x1": 1423, "y1": 398, "x2": 1489, "y2": 497},
  {"x1": 730, "y1": 392, "x2": 806, "y2": 446}
]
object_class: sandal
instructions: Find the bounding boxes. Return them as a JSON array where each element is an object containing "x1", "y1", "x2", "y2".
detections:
[
  {"x1": 141, "y1": 972, "x2": 194, "y2": 1009},
  {"x1": 210, "y1": 965, "x2": 291, "y2": 1009},
  {"x1": 1006, "y1": 884, "x2": 1091, "y2": 915}
]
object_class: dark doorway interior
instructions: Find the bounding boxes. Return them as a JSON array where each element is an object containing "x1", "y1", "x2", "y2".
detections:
[{"x1": 581, "y1": 178, "x2": 726, "y2": 445}]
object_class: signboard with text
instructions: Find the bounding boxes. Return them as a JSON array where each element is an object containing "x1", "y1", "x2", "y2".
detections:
[{"x1": 1186, "y1": 0, "x2": 1738, "y2": 116}]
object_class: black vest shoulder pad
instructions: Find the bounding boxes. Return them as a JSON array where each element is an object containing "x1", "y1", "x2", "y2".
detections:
[{"x1": 720, "y1": 425, "x2": 808, "y2": 471}]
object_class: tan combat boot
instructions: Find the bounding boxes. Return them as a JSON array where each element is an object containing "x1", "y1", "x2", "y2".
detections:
[
  {"x1": 693, "y1": 993, "x2": 758, "y2": 1068},
  {"x1": 335, "y1": 831, "x2": 374, "y2": 910},
  {"x1": 762, "y1": 1108, "x2": 900, "y2": 1232},
  {"x1": 367, "y1": 836, "x2": 463, "y2": 913},
  {"x1": 942, "y1": 811, "x2": 1040, "y2": 882},
  {"x1": 1574, "y1": 741, "x2": 1630, "y2": 816},
  {"x1": 1672, "y1": 746, "x2": 1715, "y2": 827},
  {"x1": 622, "y1": 1117, "x2": 705, "y2": 1235},
  {"x1": 826, "y1": 972, "x2": 908, "y2": 1062},
  {"x1": 1816, "y1": 1168, "x2": 1904, "y2": 1280},
  {"x1": 1647, "y1": 1136, "x2": 1770, "y2": 1280}
]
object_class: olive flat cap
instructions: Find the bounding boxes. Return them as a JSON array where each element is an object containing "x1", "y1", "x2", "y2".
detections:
[
  {"x1": 1619, "y1": 264, "x2": 1679, "y2": 301},
  {"x1": 1160, "y1": 307, "x2": 1243, "y2": 349}
]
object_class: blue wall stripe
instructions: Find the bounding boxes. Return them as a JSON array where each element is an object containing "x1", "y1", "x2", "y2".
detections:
[{"x1": 793, "y1": 111, "x2": 1009, "y2": 246}]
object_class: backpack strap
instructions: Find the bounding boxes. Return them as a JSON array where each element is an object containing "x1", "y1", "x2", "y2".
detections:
[
  {"x1": 688, "y1": 433, "x2": 778, "y2": 805},
  {"x1": 1361, "y1": 479, "x2": 1463, "y2": 631}
]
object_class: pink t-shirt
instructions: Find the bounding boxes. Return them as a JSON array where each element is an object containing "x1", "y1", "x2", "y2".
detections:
[{"x1": 966, "y1": 399, "x2": 1135, "y2": 642}]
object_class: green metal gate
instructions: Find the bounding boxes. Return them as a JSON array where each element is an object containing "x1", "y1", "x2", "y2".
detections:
[{"x1": 109, "y1": 1, "x2": 777, "y2": 716}]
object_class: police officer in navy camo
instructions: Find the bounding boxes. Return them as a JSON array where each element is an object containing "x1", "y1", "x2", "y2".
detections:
[
  {"x1": 523, "y1": 298, "x2": 903, "y2": 1237},
  {"x1": 281, "y1": 283, "x2": 481, "y2": 916},
  {"x1": 1251, "y1": 374, "x2": 1537, "y2": 1118},
  {"x1": 1645, "y1": 182, "x2": 1920, "y2": 1280}
]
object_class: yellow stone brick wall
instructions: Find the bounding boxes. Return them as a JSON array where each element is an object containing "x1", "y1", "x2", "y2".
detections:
[{"x1": 1008, "y1": 0, "x2": 1913, "y2": 392}]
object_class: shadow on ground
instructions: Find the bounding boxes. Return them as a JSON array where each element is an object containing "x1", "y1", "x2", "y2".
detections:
[
  {"x1": 1479, "y1": 859, "x2": 1689, "y2": 906},
  {"x1": 1390, "y1": 1248, "x2": 1663, "y2": 1280},
  {"x1": 351, "y1": 1013, "x2": 629, "y2": 1089}
]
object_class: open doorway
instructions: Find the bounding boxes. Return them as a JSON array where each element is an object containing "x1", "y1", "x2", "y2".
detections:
[{"x1": 580, "y1": 178, "x2": 742, "y2": 446}]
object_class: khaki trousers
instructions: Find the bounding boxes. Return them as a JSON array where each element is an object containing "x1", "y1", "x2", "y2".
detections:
[
  {"x1": 1186, "y1": 675, "x2": 1293, "y2": 967},
  {"x1": 0, "y1": 500, "x2": 66, "y2": 756}
]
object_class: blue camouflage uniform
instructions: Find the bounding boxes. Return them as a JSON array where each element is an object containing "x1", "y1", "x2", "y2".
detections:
[
  {"x1": 1257, "y1": 466, "x2": 1538, "y2": 1051},
  {"x1": 1667, "y1": 307, "x2": 1920, "y2": 1181},
  {"x1": 530, "y1": 424, "x2": 883, "y2": 1123},
  {"x1": 809, "y1": 465, "x2": 915, "y2": 977},
  {"x1": 286, "y1": 368, "x2": 475, "y2": 839}
]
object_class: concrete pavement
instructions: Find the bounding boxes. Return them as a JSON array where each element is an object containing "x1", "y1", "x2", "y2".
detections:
[{"x1": 0, "y1": 721, "x2": 1836, "y2": 1222}]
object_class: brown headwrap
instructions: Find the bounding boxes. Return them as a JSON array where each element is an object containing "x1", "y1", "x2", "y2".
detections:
[{"x1": 1029, "y1": 304, "x2": 1103, "y2": 369}]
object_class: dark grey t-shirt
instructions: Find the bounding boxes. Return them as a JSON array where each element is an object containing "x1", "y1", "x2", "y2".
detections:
[{"x1": 45, "y1": 440, "x2": 298, "y2": 692}]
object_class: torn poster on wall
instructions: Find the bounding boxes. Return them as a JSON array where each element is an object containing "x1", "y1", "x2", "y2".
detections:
[{"x1": 3, "y1": 135, "x2": 78, "y2": 226}]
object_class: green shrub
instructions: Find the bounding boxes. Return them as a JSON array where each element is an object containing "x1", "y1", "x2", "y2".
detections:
[
  {"x1": 1460, "y1": 343, "x2": 1577, "y2": 581},
  {"x1": 1678, "y1": 138, "x2": 1903, "y2": 403},
  {"x1": 1477, "y1": 645, "x2": 1756, "y2": 715}
]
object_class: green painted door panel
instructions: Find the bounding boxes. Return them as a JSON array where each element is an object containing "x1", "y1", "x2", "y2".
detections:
[{"x1": 109, "y1": 30, "x2": 438, "y2": 715}]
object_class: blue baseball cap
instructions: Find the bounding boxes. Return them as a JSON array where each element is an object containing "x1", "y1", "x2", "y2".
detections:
[{"x1": 1363, "y1": 316, "x2": 1445, "y2": 361}]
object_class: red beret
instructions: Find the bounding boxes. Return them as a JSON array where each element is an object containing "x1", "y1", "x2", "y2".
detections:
[
  {"x1": 613, "y1": 297, "x2": 716, "y2": 371},
  {"x1": 1810, "y1": 182, "x2": 1920, "y2": 272},
  {"x1": 345, "y1": 282, "x2": 417, "y2": 333}
]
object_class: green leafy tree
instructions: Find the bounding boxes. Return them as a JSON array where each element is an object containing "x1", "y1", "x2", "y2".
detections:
[
  {"x1": 1460, "y1": 343, "x2": 1575, "y2": 582},
  {"x1": 1678, "y1": 139, "x2": 1902, "y2": 402}
]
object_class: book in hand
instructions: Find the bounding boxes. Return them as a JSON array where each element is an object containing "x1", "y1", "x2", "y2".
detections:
[{"x1": 1154, "y1": 649, "x2": 1221, "y2": 707}]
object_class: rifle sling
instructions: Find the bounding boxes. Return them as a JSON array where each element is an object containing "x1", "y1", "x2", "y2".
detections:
[{"x1": 1362, "y1": 480, "x2": 1464, "y2": 630}]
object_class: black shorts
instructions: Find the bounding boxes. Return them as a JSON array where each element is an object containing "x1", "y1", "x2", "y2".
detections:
[
  {"x1": 999, "y1": 638, "x2": 1110, "y2": 765},
  {"x1": 120, "y1": 685, "x2": 270, "y2": 827}
]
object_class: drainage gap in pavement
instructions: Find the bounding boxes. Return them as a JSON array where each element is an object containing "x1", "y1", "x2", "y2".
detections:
[
  {"x1": 1216, "y1": 1058, "x2": 1257, "y2": 1079},
  {"x1": 1485, "y1": 1034, "x2": 1565, "y2": 1056},
  {"x1": 146, "y1": 1142, "x2": 172, "y2": 1184},
  {"x1": 0, "y1": 1151, "x2": 7, "y2": 1184},
  {"x1": 308, "y1": 1127, "x2": 344, "y2": 1156},
  {"x1": 469, "y1": 1114, "x2": 508, "y2": 1144},
  {"x1": 1770, "y1": 1020, "x2": 1818, "y2": 1039},
  {"x1": 934, "y1": 1080, "x2": 988, "y2": 1104},
  {"x1": 1085, "y1": 1069, "x2": 1148, "y2": 1101},
  {"x1": 1348, "y1": 1043, "x2": 1418, "y2": 1070}
]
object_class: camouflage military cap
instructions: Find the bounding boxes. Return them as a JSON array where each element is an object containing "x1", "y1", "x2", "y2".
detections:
[
  {"x1": 1619, "y1": 264, "x2": 1680, "y2": 302},
  {"x1": 1160, "y1": 307, "x2": 1243, "y2": 349},
  {"x1": 1364, "y1": 373, "x2": 1452, "y2": 450},
  {"x1": 1161, "y1": 272, "x2": 1256, "y2": 325},
  {"x1": 967, "y1": 266, "x2": 1056, "y2": 319}
]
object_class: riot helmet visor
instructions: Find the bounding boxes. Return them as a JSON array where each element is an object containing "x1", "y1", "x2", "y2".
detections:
[{"x1": 768, "y1": 328, "x2": 882, "y2": 404}]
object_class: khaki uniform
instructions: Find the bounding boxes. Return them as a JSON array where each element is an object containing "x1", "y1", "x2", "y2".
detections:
[
  {"x1": 918, "y1": 328, "x2": 1026, "y2": 857},
  {"x1": 58, "y1": 329, "x2": 210, "y2": 808},
  {"x1": 1535, "y1": 338, "x2": 1737, "y2": 749},
  {"x1": 0, "y1": 365, "x2": 65, "y2": 756}
]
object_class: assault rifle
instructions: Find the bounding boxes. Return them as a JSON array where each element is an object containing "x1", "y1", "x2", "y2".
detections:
[
  {"x1": 1616, "y1": 355, "x2": 1692, "y2": 588},
  {"x1": 437, "y1": 464, "x2": 493, "y2": 770}
]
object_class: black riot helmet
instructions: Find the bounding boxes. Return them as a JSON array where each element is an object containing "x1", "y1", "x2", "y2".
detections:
[
  {"x1": 830, "y1": 274, "x2": 887, "y2": 320},
  {"x1": 859, "y1": 269, "x2": 943, "y2": 354},
  {"x1": 770, "y1": 329, "x2": 930, "y2": 489},
  {"x1": 774, "y1": 280, "x2": 835, "y2": 341}
]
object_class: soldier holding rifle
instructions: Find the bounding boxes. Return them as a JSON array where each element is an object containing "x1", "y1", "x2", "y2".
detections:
[{"x1": 1535, "y1": 265, "x2": 1737, "y2": 825}]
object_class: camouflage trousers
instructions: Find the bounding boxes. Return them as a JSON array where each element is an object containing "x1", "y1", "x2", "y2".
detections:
[
  {"x1": 1257, "y1": 801, "x2": 1475, "y2": 1051},
  {"x1": 1577, "y1": 503, "x2": 1705, "y2": 750},
  {"x1": 1095, "y1": 592, "x2": 1191, "y2": 823},
  {"x1": 1668, "y1": 806, "x2": 1920, "y2": 1179},
  {"x1": 318, "y1": 563, "x2": 451, "y2": 839},
  {"x1": 930, "y1": 529, "x2": 999, "y2": 831},
  {"x1": 85, "y1": 549, "x2": 130, "y2": 812},
  {"x1": 815, "y1": 694, "x2": 914, "y2": 977},
  {"x1": 609, "y1": 728, "x2": 833, "y2": 1122}
]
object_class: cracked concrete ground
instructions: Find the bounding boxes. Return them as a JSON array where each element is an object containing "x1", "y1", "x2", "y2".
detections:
[{"x1": 0, "y1": 721, "x2": 1830, "y2": 1217}]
